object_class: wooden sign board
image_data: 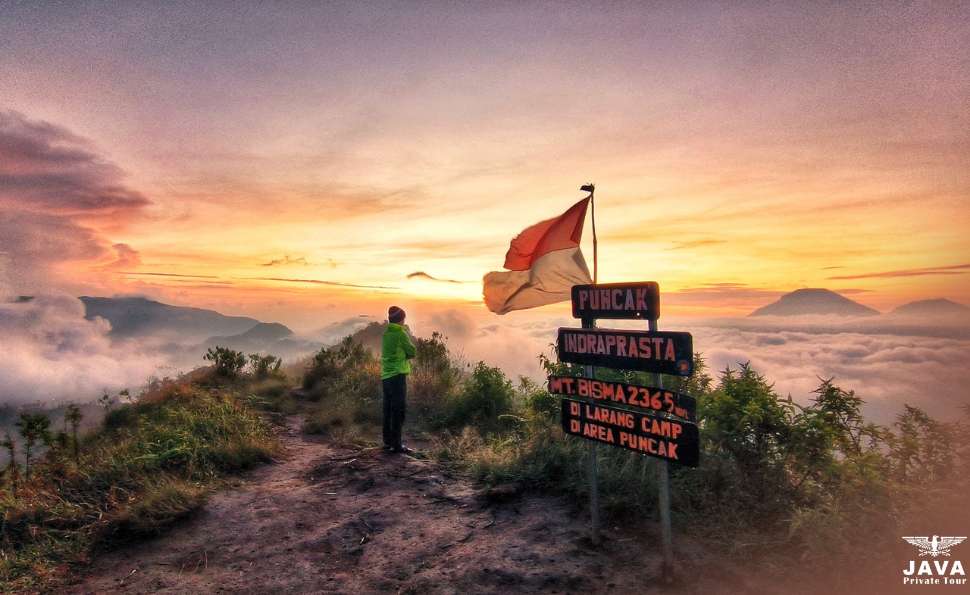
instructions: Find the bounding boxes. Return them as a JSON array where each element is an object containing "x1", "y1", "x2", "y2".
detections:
[
  {"x1": 548, "y1": 375, "x2": 696, "y2": 422},
  {"x1": 571, "y1": 282, "x2": 659, "y2": 320},
  {"x1": 557, "y1": 328, "x2": 694, "y2": 376},
  {"x1": 561, "y1": 398, "x2": 699, "y2": 467}
]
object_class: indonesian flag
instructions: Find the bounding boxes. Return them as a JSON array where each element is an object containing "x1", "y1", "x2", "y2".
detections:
[{"x1": 483, "y1": 197, "x2": 593, "y2": 314}]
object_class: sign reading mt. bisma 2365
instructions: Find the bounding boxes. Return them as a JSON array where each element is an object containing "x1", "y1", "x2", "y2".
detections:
[
  {"x1": 557, "y1": 327, "x2": 694, "y2": 376},
  {"x1": 548, "y1": 375, "x2": 696, "y2": 422},
  {"x1": 571, "y1": 282, "x2": 659, "y2": 320},
  {"x1": 561, "y1": 398, "x2": 699, "y2": 467}
]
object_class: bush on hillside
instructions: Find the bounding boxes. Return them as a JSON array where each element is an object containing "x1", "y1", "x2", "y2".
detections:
[
  {"x1": 437, "y1": 362, "x2": 515, "y2": 434},
  {"x1": 248, "y1": 353, "x2": 283, "y2": 379},
  {"x1": 300, "y1": 338, "x2": 382, "y2": 437},
  {"x1": 302, "y1": 337, "x2": 371, "y2": 394},
  {"x1": 408, "y1": 332, "x2": 462, "y2": 424},
  {"x1": 204, "y1": 346, "x2": 247, "y2": 377}
]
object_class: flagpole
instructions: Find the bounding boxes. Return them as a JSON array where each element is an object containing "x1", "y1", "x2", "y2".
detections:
[
  {"x1": 582, "y1": 183, "x2": 597, "y2": 284},
  {"x1": 579, "y1": 182, "x2": 600, "y2": 545}
]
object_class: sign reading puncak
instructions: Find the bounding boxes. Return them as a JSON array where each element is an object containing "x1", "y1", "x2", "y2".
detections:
[
  {"x1": 571, "y1": 282, "x2": 659, "y2": 320},
  {"x1": 548, "y1": 375, "x2": 696, "y2": 422},
  {"x1": 561, "y1": 398, "x2": 699, "y2": 467},
  {"x1": 557, "y1": 327, "x2": 694, "y2": 376}
]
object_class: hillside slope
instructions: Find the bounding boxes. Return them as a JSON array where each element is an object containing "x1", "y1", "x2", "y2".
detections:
[{"x1": 70, "y1": 417, "x2": 795, "y2": 595}]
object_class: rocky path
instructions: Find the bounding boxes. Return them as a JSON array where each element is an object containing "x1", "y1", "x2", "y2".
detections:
[{"x1": 70, "y1": 417, "x2": 753, "y2": 594}]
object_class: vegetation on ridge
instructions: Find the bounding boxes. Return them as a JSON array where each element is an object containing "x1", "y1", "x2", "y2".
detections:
[{"x1": 2, "y1": 333, "x2": 968, "y2": 591}]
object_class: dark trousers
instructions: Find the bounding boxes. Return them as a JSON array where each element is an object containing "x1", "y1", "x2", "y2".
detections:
[{"x1": 382, "y1": 374, "x2": 407, "y2": 448}]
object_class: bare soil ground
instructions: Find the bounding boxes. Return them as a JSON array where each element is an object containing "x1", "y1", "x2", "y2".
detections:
[{"x1": 67, "y1": 417, "x2": 828, "y2": 594}]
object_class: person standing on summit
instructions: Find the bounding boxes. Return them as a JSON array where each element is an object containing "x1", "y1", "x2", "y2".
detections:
[{"x1": 381, "y1": 306, "x2": 416, "y2": 454}]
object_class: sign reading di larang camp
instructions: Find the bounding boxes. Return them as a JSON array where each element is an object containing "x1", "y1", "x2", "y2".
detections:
[
  {"x1": 548, "y1": 375, "x2": 696, "y2": 422},
  {"x1": 571, "y1": 282, "x2": 659, "y2": 320},
  {"x1": 557, "y1": 327, "x2": 694, "y2": 376},
  {"x1": 561, "y1": 398, "x2": 699, "y2": 467}
]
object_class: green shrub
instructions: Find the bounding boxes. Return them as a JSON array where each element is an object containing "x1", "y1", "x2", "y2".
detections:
[
  {"x1": 409, "y1": 332, "x2": 462, "y2": 426},
  {"x1": 204, "y1": 346, "x2": 247, "y2": 377},
  {"x1": 248, "y1": 353, "x2": 283, "y2": 379},
  {"x1": 438, "y1": 362, "x2": 515, "y2": 434},
  {"x1": 302, "y1": 338, "x2": 371, "y2": 393}
]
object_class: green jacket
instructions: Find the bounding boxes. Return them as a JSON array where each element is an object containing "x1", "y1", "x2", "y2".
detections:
[{"x1": 381, "y1": 322, "x2": 416, "y2": 379}]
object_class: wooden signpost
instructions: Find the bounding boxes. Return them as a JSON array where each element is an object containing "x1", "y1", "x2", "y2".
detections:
[
  {"x1": 557, "y1": 327, "x2": 694, "y2": 376},
  {"x1": 561, "y1": 398, "x2": 699, "y2": 466},
  {"x1": 556, "y1": 280, "x2": 696, "y2": 583},
  {"x1": 548, "y1": 375, "x2": 696, "y2": 422},
  {"x1": 572, "y1": 282, "x2": 659, "y2": 320}
]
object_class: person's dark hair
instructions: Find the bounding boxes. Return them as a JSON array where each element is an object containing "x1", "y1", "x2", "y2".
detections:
[{"x1": 388, "y1": 306, "x2": 405, "y2": 324}]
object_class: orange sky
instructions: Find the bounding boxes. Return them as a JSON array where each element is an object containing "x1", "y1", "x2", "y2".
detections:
[{"x1": 2, "y1": 3, "x2": 968, "y2": 330}]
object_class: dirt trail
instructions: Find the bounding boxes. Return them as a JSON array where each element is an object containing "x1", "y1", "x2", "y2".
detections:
[{"x1": 70, "y1": 417, "x2": 752, "y2": 594}]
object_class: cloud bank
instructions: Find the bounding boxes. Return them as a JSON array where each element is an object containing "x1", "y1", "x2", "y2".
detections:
[
  {"x1": 0, "y1": 112, "x2": 169, "y2": 405},
  {"x1": 409, "y1": 309, "x2": 970, "y2": 425},
  {"x1": 0, "y1": 110, "x2": 149, "y2": 293},
  {"x1": 0, "y1": 295, "x2": 167, "y2": 406}
]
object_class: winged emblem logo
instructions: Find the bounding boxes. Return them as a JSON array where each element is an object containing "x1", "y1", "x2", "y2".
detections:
[{"x1": 902, "y1": 535, "x2": 967, "y2": 557}]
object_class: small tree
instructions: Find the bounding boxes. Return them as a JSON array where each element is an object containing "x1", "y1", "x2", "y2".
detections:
[
  {"x1": 248, "y1": 353, "x2": 282, "y2": 379},
  {"x1": 98, "y1": 391, "x2": 115, "y2": 411},
  {"x1": 2, "y1": 432, "x2": 18, "y2": 492},
  {"x1": 204, "y1": 346, "x2": 247, "y2": 377},
  {"x1": 15, "y1": 412, "x2": 52, "y2": 481},
  {"x1": 65, "y1": 404, "x2": 83, "y2": 465}
]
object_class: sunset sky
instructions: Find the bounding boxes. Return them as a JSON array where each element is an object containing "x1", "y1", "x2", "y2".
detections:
[{"x1": 2, "y1": 2, "x2": 968, "y2": 329}]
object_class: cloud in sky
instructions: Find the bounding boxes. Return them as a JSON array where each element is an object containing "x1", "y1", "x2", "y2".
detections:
[
  {"x1": 666, "y1": 239, "x2": 726, "y2": 250},
  {"x1": 0, "y1": 5, "x2": 968, "y2": 317},
  {"x1": 244, "y1": 276, "x2": 397, "y2": 290},
  {"x1": 0, "y1": 111, "x2": 150, "y2": 294},
  {"x1": 118, "y1": 271, "x2": 220, "y2": 280},
  {"x1": 0, "y1": 111, "x2": 150, "y2": 217},
  {"x1": 407, "y1": 271, "x2": 464, "y2": 284},
  {"x1": 102, "y1": 243, "x2": 141, "y2": 270},
  {"x1": 828, "y1": 263, "x2": 970, "y2": 280},
  {"x1": 261, "y1": 255, "x2": 310, "y2": 267}
]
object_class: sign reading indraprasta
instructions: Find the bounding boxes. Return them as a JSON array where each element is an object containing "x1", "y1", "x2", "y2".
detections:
[{"x1": 557, "y1": 327, "x2": 694, "y2": 376}]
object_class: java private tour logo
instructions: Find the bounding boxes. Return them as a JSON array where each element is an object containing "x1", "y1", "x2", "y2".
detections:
[{"x1": 901, "y1": 535, "x2": 967, "y2": 586}]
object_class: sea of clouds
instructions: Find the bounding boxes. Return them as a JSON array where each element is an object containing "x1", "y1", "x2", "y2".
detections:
[
  {"x1": 0, "y1": 295, "x2": 172, "y2": 407},
  {"x1": 420, "y1": 309, "x2": 970, "y2": 426},
  {"x1": 1, "y1": 294, "x2": 967, "y2": 428}
]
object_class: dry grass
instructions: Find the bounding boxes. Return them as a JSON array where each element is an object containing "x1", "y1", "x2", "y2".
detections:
[{"x1": 0, "y1": 378, "x2": 277, "y2": 592}]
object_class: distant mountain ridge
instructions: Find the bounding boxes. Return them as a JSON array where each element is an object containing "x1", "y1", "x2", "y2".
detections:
[
  {"x1": 750, "y1": 288, "x2": 880, "y2": 317},
  {"x1": 81, "y1": 296, "x2": 260, "y2": 341},
  {"x1": 890, "y1": 298, "x2": 969, "y2": 317},
  {"x1": 203, "y1": 322, "x2": 301, "y2": 353},
  {"x1": 80, "y1": 296, "x2": 323, "y2": 364}
]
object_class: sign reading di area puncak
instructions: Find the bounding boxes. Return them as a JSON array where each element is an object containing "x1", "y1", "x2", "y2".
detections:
[
  {"x1": 548, "y1": 375, "x2": 696, "y2": 422},
  {"x1": 571, "y1": 282, "x2": 659, "y2": 320},
  {"x1": 561, "y1": 398, "x2": 699, "y2": 467},
  {"x1": 557, "y1": 328, "x2": 694, "y2": 376}
]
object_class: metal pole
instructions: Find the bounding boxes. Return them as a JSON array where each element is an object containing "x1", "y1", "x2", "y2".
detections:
[
  {"x1": 650, "y1": 316, "x2": 674, "y2": 582},
  {"x1": 589, "y1": 186, "x2": 597, "y2": 285},
  {"x1": 582, "y1": 316, "x2": 600, "y2": 544}
]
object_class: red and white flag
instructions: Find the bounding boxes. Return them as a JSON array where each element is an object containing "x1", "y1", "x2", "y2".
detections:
[{"x1": 483, "y1": 197, "x2": 592, "y2": 314}]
